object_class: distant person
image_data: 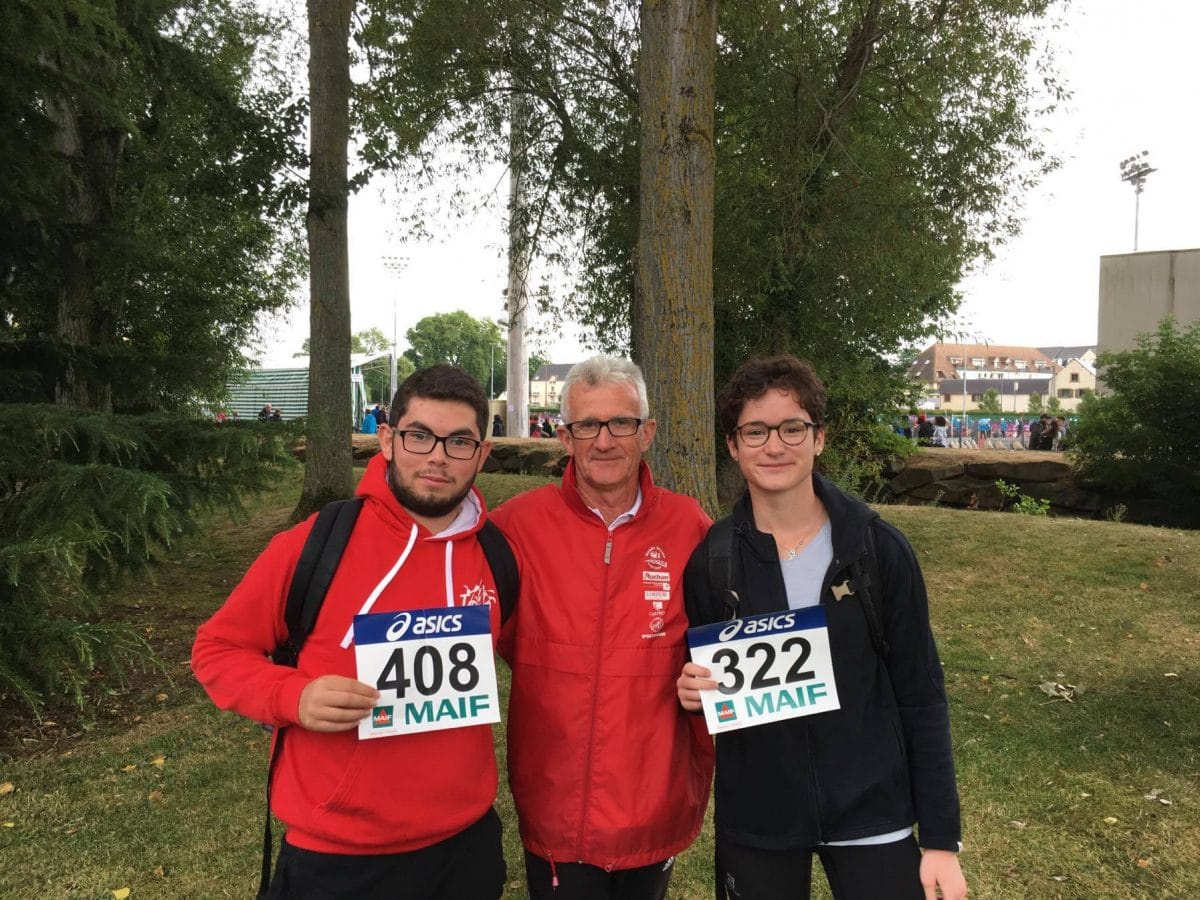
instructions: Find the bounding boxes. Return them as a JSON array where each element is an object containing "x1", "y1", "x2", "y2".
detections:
[
  {"x1": 1028, "y1": 414, "x2": 1047, "y2": 450},
  {"x1": 361, "y1": 408, "x2": 377, "y2": 435},
  {"x1": 1036, "y1": 416, "x2": 1059, "y2": 451},
  {"x1": 269, "y1": 408, "x2": 283, "y2": 423},
  {"x1": 258, "y1": 403, "x2": 273, "y2": 422},
  {"x1": 932, "y1": 415, "x2": 949, "y2": 447},
  {"x1": 373, "y1": 403, "x2": 387, "y2": 426},
  {"x1": 539, "y1": 416, "x2": 553, "y2": 438},
  {"x1": 1054, "y1": 415, "x2": 1068, "y2": 450},
  {"x1": 492, "y1": 413, "x2": 505, "y2": 437},
  {"x1": 916, "y1": 415, "x2": 934, "y2": 447}
]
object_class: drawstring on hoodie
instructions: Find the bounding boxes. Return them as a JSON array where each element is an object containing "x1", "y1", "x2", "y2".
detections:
[
  {"x1": 338, "y1": 523, "x2": 419, "y2": 648},
  {"x1": 549, "y1": 857, "x2": 559, "y2": 890}
]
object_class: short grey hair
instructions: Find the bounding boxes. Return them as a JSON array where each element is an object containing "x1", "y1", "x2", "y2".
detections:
[{"x1": 560, "y1": 355, "x2": 650, "y2": 421}]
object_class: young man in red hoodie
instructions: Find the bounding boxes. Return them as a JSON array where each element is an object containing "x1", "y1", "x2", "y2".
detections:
[
  {"x1": 193, "y1": 365, "x2": 508, "y2": 899},
  {"x1": 492, "y1": 356, "x2": 715, "y2": 900}
]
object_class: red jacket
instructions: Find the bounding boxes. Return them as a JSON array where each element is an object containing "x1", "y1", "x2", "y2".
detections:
[
  {"x1": 191, "y1": 454, "x2": 502, "y2": 855},
  {"x1": 492, "y1": 461, "x2": 715, "y2": 869}
]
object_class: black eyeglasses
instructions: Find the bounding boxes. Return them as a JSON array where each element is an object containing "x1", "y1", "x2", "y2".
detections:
[
  {"x1": 563, "y1": 417, "x2": 643, "y2": 439},
  {"x1": 731, "y1": 419, "x2": 820, "y2": 447},
  {"x1": 392, "y1": 429, "x2": 482, "y2": 460}
]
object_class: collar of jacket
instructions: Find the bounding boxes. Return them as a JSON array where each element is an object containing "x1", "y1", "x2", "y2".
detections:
[
  {"x1": 560, "y1": 457, "x2": 659, "y2": 523},
  {"x1": 730, "y1": 473, "x2": 879, "y2": 568}
]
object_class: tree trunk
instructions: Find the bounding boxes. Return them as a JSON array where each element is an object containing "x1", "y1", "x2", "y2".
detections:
[
  {"x1": 505, "y1": 92, "x2": 531, "y2": 436},
  {"x1": 634, "y1": 0, "x2": 719, "y2": 515},
  {"x1": 44, "y1": 81, "x2": 123, "y2": 411},
  {"x1": 295, "y1": 0, "x2": 356, "y2": 520}
]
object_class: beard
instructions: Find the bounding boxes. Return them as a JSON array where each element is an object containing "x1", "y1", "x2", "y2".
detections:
[{"x1": 388, "y1": 466, "x2": 475, "y2": 520}]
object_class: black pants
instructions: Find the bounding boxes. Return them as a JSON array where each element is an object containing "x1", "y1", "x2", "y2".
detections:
[
  {"x1": 523, "y1": 850, "x2": 674, "y2": 900},
  {"x1": 716, "y1": 836, "x2": 925, "y2": 900},
  {"x1": 265, "y1": 807, "x2": 505, "y2": 900}
]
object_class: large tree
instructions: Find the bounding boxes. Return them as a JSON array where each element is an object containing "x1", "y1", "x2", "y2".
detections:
[
  {"x1": 296, "y1": 0, "x2": 357, "y2": 517},
  {"x1": 635, "y1": 0, "x2": 718, "y2": 512},
  {"x1": 1, "y1": 0, "x2": 305, "y2": 411},
  {"x1": 404, "y1": 311, "x2": 507, "y2": 397}
]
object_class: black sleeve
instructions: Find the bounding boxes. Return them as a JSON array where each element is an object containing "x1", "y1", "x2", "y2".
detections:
[
  {"x1": 682, "y1": 536, "x2": 717, "y2": 640},
  {"x1": 874, "y1": 520, "x2": 963, "y2": 852}
]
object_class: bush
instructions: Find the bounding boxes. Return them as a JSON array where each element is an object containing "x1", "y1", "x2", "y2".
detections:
[
  {"x1": 0, "y1": 405, "x2": 297, "y2": 712},
  {"x1": 1069, "y1": 319, "x2": 1200, "y2": 524}
]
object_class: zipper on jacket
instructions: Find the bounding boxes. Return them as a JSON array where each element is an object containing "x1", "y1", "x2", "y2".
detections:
[
  {"x1": 576, "y1": 530, "x2": 614, "y2": 852},
  {"x1": 806, "y1": 720, "x2": 825, "y2": 843}
]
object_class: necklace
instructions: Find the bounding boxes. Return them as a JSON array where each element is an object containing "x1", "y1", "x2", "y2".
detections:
[
  {"x1": 782, "y1": 536, "x2": 809, "y2": 561},
  {"x1": 777, "y1": 518, "x2": 826, "y2": 561}
]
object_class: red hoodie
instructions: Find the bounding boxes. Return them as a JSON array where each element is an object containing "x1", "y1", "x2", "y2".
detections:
[
  {"x1": 192, "y1": 453, "x2": 502, "y2": 855},
  {"x1": 492, "y1": 460, "x2": 715, "y2": 870}
]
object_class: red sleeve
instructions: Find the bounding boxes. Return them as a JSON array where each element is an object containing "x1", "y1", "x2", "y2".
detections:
[{"x1": 190, "y1": 526, "x2": 313, "y2": 727}]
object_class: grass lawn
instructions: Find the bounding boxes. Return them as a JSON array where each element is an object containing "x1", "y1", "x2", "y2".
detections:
[{"x1": 1, "y1": 469, "x2": 1197, "y2": 898}]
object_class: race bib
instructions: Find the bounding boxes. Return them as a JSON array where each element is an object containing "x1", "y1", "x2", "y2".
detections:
[
  {"x1": 687, "y1": 606, "x2": 840, "y2": 735},
  {"x1": 353, "y1": 605, "x2": 500, "y2": 740}
]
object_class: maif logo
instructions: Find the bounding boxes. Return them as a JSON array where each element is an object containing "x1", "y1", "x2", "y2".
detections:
[
  {"x1": 715, "y1": 701, "x2": 736, "y2": 722},
  {"x1": 372, "y1": 706, "x2": 394, "y2": 728}
]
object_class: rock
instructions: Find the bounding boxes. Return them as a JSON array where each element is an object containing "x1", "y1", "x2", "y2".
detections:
[
  {"x1": 888, "y1": 463, "x2": 966, "y2": 494},
  {"x1": 965, "y1": 459, "x2": 1072, "y2": 482}
]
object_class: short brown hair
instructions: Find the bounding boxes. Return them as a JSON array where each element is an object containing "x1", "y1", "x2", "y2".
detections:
[
  {"x1": 717, "y1": 355, "x2": 827, "y2": 435},
  {"x1": 389, "y1": 365, "x2": 488, "y2": 438}
]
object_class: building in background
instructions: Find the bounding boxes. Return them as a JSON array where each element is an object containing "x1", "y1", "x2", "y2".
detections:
[
  {"x1": 528, "y1": 362, "x2": 574, "y2": 410},
  {"x1": 222, "y1": 352, "x2": 390, "y2": 423},
  {"x1": 910, "y1": 343, "x2": 1057, "y2": 413},
  {"x1": 1098, "y1": 248, "x2": 1200, "y2": 354}
]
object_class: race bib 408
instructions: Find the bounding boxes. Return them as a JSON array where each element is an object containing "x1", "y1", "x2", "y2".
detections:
[
  {"x1": 353, "y1": 605, "x2": 500, "y2": 740},
  {"x1": 687, "y1": 606, "x2": 841, "y2": 735}
]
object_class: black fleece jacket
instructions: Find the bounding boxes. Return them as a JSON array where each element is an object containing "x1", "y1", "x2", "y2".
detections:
[{"x1": 683, "y1": 474, "x2": 962, "y2": 852}]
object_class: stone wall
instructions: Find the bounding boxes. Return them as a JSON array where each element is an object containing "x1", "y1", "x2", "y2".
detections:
[{"x1": 882, "y1": 449, "x2": 1103, "y2": 515}]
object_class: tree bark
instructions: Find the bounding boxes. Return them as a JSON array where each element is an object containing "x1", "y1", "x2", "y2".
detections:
[
  {"x1": 634, "y1": 0, "x2": 719, "y2": 515},
  {"x1": 44, "y1": 76, "x2": 124, "y2": 411},
  {"x1": 296, "y1": 0, "x2": 356, "y2": 519},
  {"x1": 505, "y1": 92, "x2": 531, "y2": 436}
]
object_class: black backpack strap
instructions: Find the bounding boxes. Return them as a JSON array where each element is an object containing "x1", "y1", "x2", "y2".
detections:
[
  {"x1": 260, "y1": 497, "x2": 363, "y2": 896},
  {"x1": 851, "y1": 520, "x2": 889, "y2": 658},
  {"x1": 476, "y1": 519, "x2": 519, "y2": 623},
  {"x1": 706, "y1": 516, "x2": 740, "y2": 621},
  {"x1": 272, "y1": 498, "x2": 364, "y2": 667}
]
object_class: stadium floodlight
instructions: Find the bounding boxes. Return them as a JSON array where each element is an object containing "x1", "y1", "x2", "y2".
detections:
[{"x1": 1118, "y1": 151, "x2": 1156, "y2": 251}]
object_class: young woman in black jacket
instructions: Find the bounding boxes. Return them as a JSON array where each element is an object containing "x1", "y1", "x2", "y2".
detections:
[{"x1": 677, "y1": 356, "x2": 967, "y2": 900}]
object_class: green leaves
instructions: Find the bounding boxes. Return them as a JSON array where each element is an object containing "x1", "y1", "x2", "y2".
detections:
[
  {"x1": 1070, "y1": 318, "x2": 1200, "y2": 524},
  {"x1": 0, "y1": 403, "x2": 295, "y2": 712}
]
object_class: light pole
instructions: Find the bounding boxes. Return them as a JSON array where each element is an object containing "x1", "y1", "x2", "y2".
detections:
[
  {"x1": 382, "y1": 254, "x2": 406, "y2": 402},
  {"x1": 1119, "y1": 151, "x2": 1156, "y2": 251}
]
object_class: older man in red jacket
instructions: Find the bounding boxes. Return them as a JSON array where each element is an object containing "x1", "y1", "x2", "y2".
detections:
[{"x1": 492, "y1": 356, "x2": 715, "y2": 900}]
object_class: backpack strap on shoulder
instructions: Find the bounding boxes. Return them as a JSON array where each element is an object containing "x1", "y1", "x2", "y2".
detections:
[
  {"x1": 706, "y1": 515, "x2": 741, "y2": 620},
  {"x1": 273, "y1": 498, "x2": 364, "y2": 667},
  {"x1": 476, "y1": 519, "x2": 519, "y2": 623},
  {"x1": 852, "y1": 520, "x2": 889, "y2": 658},
  {"x1": 260, "y1": 496, "x2": 362, "y2": 897}
]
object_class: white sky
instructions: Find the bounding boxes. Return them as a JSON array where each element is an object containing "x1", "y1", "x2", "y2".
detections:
[
  {"x1": 255, "y1": 0, "x2": 1200, "y2": 367},
  {"x1": 956, "y1": 0, "x2": 1200, "y2": 347}
]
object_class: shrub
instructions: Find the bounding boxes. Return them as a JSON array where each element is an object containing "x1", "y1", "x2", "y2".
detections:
[
  {"x1": 0, "y1": 405, "x2": 296, "y2": 712},
  {"x1": 1069, "y1": 319, "x2": 1200, "y2": 524}
]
